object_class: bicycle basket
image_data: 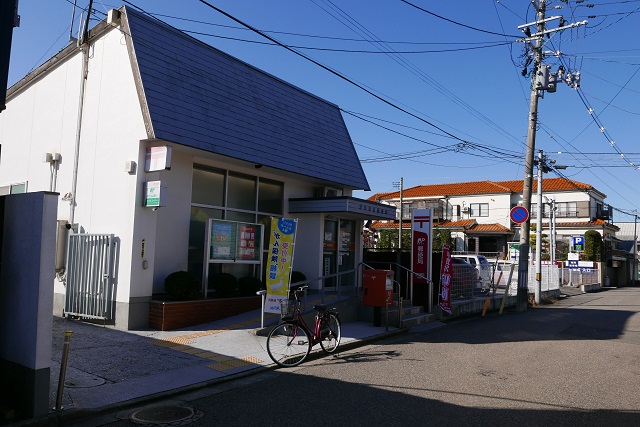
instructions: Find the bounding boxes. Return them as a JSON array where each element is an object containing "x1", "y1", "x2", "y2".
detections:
[{"x1": 280, "y1": 299, "x2": 300, "y2": 320}]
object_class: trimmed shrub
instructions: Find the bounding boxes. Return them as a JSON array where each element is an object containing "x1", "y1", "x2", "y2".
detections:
[
  {"x1": 238, "y1": 276, "x2": 264, "y2": 297},
  {"x1": 164, "y1": 271, "x2": 201, "y2": 300},
  {"x1": 210, "y1": 272, "x2": 238, "y2": 298},
  {"x1": 290, "y1": 271, "x2": 307, "y2": 291}
]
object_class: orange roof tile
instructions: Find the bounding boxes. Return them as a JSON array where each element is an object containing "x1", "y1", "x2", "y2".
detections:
[
  {"x1": 556, "y1": 219, "x2": 619, "y2": 230},
  {"x1": 369, "y1": 221, "x2": 411, "y2": 229},
  {"x1": 467, "y1": 224, "x2": 514, "y2": 233},
  {"x1": 371, "y1": 177, "x2": 594, "y2": 200},
  {"x1": 495, "y1": 178, "x2": 593, "y2": 193},
  {"x1": 369, "y1": 220, "x2": 514, "y2": 234},
  {"x1": 438, "y1": 219, "x2": 477, "y2": 228}
]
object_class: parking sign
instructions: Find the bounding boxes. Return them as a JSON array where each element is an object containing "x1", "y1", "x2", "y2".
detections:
[{"x1": 573, "y1": 236, "x2": 585, "y2": 251}]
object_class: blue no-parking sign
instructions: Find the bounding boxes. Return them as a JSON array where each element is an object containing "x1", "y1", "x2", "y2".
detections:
[{"x1": 510, "y1": 206, "x2": 529, "y2": 224}]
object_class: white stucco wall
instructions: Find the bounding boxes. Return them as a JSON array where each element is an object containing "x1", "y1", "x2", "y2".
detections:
[
  {"x1": 448, "y1": 193, "x2": 513, "y2": 226},
  {"x1": 0, "y1": 27, "x2": 147, "y2": 306}
]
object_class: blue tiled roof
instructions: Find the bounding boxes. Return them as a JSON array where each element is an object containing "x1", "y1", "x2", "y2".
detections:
[{"x1": 124, "y1": 7, "x2": 369, "y2": 190}]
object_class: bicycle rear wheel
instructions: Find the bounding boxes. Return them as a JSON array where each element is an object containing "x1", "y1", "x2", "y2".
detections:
[
  {"x1": 319, "y1": 313, "x2": 341, "y2": 353},
  {"x1": 266, "y1": 322, "x2": 311, "y2": 367}
]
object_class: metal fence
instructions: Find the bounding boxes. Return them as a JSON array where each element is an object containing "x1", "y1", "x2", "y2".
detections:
[
  {"x1": 559, "y1": 268, "x2": 600, "y2": 287},
  {"x1": 449, "y1": 264, "x2": 486, "y2": 301},
  {"x1": 492, "y1": 262, "x2": 601, "y2": 295},
  {"x1": 64, "y1": 233, "x2": 116, "y2": 320}
]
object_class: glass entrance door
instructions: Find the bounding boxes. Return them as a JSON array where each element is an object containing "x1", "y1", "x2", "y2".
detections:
[
  {"x1": 323, "y1": 219, "x2": 356, "y2": 289},
  {"x1": 323, "y1": 219, "x2": 337, "y2": 287}
]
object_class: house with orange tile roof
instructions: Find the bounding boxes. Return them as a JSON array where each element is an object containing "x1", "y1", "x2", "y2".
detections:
[{"x1": 368, "y1": 177, "x2": 619, "y2": 260}]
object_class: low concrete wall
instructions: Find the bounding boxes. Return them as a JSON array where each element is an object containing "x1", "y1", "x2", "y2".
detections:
[
  {"x1": 432, "y1": 289, "x2": 561, "y2": 320},
  {"x1": 580, "y1": 283, "x2": 601, "y2": 293},
  {"x1": 149, "y1": 297, "x2": 262, "y2": 331}
]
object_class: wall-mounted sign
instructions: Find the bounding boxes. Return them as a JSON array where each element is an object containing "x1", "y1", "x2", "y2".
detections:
[
  {"x1": 207, "y1": 219, "x2": 262, "y2": 262},
  {"x1": 145, "y1": 146, "x2": 172, "y2": 172},
  {"x1": 143, "y1": 180, "x2": 165, "y2": 207}
]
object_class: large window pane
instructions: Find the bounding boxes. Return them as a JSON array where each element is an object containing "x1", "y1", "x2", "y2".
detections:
[
  {"x1": 470, "y1": 203, "x2": 489, "y2": 217},
  {"x1": 226, "y1": 211, "x2": 255, "y2": 222},
  {"x1": 258, "y1": 179, "x2": 283, "y2": 214},
  {"x1": 192, "y1": 165, "x2": 224, "y2": 206},
  {"x1": 188, "y1": 207, "x2": 223, "y2": 277},
  {"x1": 228, "y1": 173, "x2": 256, "y2": 210}
]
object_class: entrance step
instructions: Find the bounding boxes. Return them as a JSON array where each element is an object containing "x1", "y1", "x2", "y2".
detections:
[
  {"x1": 397, "y1": 303, "x2": 435, "y2": 328},
  {"x1": 361, "y1": 302, "x2": 436, "y2": 329}
]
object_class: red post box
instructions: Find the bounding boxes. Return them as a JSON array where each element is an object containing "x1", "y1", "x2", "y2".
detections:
[{"x1": 362, "y1": 270, "x2": 394, "y2": 307}]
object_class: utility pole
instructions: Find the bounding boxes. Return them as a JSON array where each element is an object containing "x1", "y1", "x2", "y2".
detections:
[
  {"x1": 392, "y1": 178, "x2": 404, "y2": 274},
  {"x1": 515, "y1": 1, "x2": 586, "y2": 310},
  {"x1": 634, "y1": 210, "x2": 638, "y2": 283},
  {"x1": 535, "y1": 150, "x2": 543, "y2": 305},
  {"x1": 550, "y1": 198, "x2": 556, "y2": 265},
  {"x1": 516, "y1": 1, "x2": 546, "y2": 311},
  {"x1": 399, "y1": 177, "x2": 403, "y2": 252}
]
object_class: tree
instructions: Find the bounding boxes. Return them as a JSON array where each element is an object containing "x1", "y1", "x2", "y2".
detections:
[
  {"x1": 432, "y1": 228, "x2": 452, "y2": 252},
  {"x1": 584, "y1": 230, "x2": 602, "y2": 261},
  {"x1": 376, "y1": 229, "x2": 411, "y2": 250},
  {"x1": 529, "y1": 225, "x2": 550, "y2": 259}
]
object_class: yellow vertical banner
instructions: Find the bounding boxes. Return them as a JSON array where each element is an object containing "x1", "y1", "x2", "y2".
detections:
[{"x1": 265, "y1": 218, "x2": 298, "y2": 314}]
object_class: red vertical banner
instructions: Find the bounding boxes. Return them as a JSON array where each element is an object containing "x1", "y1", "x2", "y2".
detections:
[
  {"x1": 439, "y1": 245, "x2": 453, "y2": 314},
  {"x1": 411, "y1": 209, "x2": 432, "y2": 284}
]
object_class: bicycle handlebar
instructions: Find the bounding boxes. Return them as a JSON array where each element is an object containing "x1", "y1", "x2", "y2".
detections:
[{"x1": 292, "y1": 285, "x2": 308, "y2": 299}]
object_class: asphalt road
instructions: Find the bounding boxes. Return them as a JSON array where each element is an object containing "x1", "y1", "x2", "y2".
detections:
[{"x1": 70, "y1": 287, "x2": 640, "y2": 427}]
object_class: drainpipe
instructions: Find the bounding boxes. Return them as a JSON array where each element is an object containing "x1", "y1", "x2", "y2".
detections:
[{"x1": 69, "y1": 5, "x2": 92, "y2": 228}]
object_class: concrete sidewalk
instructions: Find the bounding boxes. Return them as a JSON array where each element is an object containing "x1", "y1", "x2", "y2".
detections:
[
  {"x1": 15, "y1": 285, "x2": 593, "y2": 425},
  {"x1": 23, "y1": 305, "x2": 409, "y2": 426}
]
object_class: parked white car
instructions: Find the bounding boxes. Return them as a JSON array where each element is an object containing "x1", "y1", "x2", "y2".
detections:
[{"x1": 452, "y1": 255, "x2": 492, "y2": 291}]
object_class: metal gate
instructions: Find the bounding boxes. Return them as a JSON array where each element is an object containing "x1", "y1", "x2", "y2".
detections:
[{"x1": 64, "y1": 233, "x2": 116, "y2": 320}]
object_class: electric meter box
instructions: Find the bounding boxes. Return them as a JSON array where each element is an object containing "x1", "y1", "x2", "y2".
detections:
[{"x1": 362, "y1": 270, "x2": 394, "y2": 307}]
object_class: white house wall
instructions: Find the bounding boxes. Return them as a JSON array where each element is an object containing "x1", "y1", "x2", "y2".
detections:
[
  {"x1": 0, "y1": 28, "x2": 148, "y2": 324},
  {"x1": 145, "y1": 149, "x2": 192, "y2": 295},
  {"x1": 448, "y1": 193, "x2": 513, "y2": 226}
]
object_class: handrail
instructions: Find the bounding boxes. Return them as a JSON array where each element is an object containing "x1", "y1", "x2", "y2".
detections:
[
  {"x1": 257, "y1": 262, "x2": 433, "y2": 328},
  {"x1": 256, "y1": 267, "x2": 362, "y2": 328}
]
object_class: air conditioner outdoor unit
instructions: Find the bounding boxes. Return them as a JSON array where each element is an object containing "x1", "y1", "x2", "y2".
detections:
[{"x1": 316, "y1": 187, "x2": 343, "y2": 197}]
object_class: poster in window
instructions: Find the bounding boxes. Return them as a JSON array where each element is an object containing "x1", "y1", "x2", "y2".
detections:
[
  {"x1": 211, "y1": 222, "x2": 233, "y2": 259},
  {"x1": 237, "y1": 224, "x2": 258, "y2": 260},
  {"x1": 340, "y1": 230, "x2": 351, "y2": 252}
]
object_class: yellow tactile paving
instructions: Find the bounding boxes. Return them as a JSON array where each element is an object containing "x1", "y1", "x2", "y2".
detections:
[
  {"x1": 199, "y1": 352, "x2": 232, "y2": 362},
  {"x1": 180, "y1": 347, "x2": 207, "y2": 355},
  {"x1": 148, "y1": 338, "x2": 194, "y2": 347},
  {"x1": 207, "y1": 356, "x2": 262, "y2": 372},
  {"x1": 191, "y1": 350, "x2": 216, "y2": 358},
  {"x1": 242, "y1": 356, "x2": 263, "y2": 364}
]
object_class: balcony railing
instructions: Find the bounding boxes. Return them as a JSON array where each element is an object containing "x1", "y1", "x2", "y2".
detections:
[{"x1": 531, "y1": 210, "x2": 580, "y2": 219}]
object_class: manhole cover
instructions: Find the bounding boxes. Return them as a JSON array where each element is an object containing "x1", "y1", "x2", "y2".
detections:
[
  {"x1": 64, "y1": 376, "x2": 106, "y2": 388},
  {"x1": 130, "y1": 405, "x2": 195, "y2": 425}
]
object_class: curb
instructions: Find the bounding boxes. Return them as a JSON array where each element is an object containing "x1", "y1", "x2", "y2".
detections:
[{"x1": 9, "y1": 327, "x2": 409, "y2": 427}]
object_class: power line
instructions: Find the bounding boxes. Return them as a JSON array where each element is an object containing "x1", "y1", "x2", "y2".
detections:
[
  {"x1": 193, "y1": 0, "x2": 522, "y2": 153},
  {"x1": 400, "y1": 0, "x2": 521, "y2": 38},
  {"x1": 181, "y1": 29, "x2": 514, "y2": 54}
]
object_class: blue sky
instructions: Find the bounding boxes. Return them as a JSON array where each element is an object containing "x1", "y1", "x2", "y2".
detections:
[{"x1": 6, "y1": 0, "x2": 640, "y2": 220}]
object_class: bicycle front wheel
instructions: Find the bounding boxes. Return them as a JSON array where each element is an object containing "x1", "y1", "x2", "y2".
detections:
[
  {"x1": 319, "y1": 313, "x2": 341, "y2": 354},
  {"x1": 266, "y1": 322, "x2": 311, "y2": 367}
]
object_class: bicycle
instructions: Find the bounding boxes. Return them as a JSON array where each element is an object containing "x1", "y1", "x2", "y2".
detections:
[{"x1": 266, "y1": 285, "x2": 341, "y2": 367}]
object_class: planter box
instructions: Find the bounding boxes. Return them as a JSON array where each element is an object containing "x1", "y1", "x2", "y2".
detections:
[{"x1": 149, "y1": 296, "x2": 261, "y2": 331}]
